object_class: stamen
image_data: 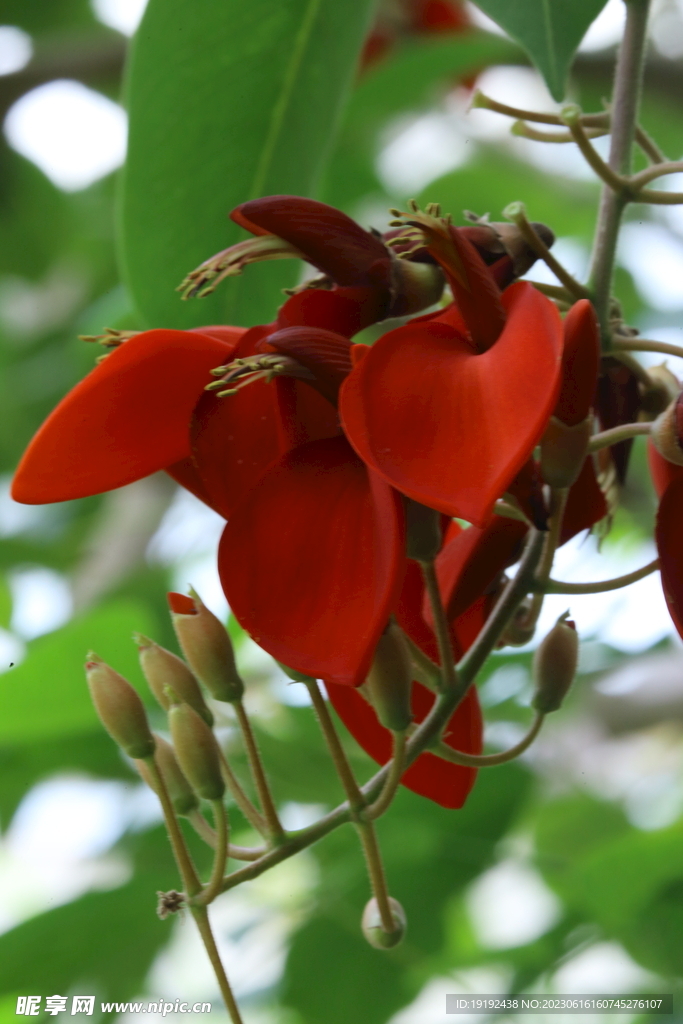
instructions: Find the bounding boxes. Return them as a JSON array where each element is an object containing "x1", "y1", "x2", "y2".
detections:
[
  {"x1": 205, "y1": 353, "x2": 314, "y2": 397},
  {"x1": 177, "y1": 235, "x2": 307, "y2": 300}
]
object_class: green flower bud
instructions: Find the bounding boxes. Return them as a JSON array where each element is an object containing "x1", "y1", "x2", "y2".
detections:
[
  {"x1": 361, "y1": 896, "x2": 406, "y2": 949},
  {"x1": 364, "y1": 622, "x2": 413, "y2": 733},
  {"x1": 135, "y1": 634, "x2": 213, "y2": 726},
  {"x1": 532, "y1": 613, "x2": 579, "y2": 714},
  {"x1": 136, "y1": 733, "x2": 198, "y2": 817},
  {"x1": 540, "y1": 415, "x2": 592, "y2": 489},
  {"x1": 167, "y1": 590, "x2": 244, "y2": 702},
  {"x1": 86, "y1": 654, "x2": 155, "y2": 759},
  {"x1": 168, "y1": 701, "x2": 225, "y2": 801}
]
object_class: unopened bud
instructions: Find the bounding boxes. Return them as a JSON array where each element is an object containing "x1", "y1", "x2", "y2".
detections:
[
  {"x1": 135, "y1": 634, "x2": 213, "y2": 726},
  {"x1": 361, "y1": 896, "x2": 406, "y2": 949},
  {"x1": 639, "y1": 363, "x2": 680, "y2": 419},
  {"x1": 364, "y1": 622, "x2": 413, "y2": 733},
  {"x1": 540, "y1": 415, "x2": 592, "y2": 488},
  {"x1": 650, "y1": 393, "x2": 683, "y2": 467},
  {"x1": 168, "y1": 701, "x2": 225, "y2": 801},
  {"x1": 86, "y1": 654, "x2": 155, "y2": 759},
  {"x1": 405, "y1": 499, "x2": 442, "y2": 561},
  {"x1": 136, "y1": 734, "x2": 199, "y2": 816},
  {"x1": 532, "y1": 613, "x2": 579, "y2": 714},
  {"x1": 168, "y1": 590, "x2": 244, "y2": 702},
  {"x1": 389, "y1": 257, "x2": 445, "y2": 317}
]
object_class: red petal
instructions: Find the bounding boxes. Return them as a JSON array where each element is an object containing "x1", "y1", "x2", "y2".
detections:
[
  {"x1": 596, "y1": 357, "x2": 640, "y2": 483},
  {"x1": 190, "y1": 326, "x2": 246, "y2": 349},
  {"x1": 554, "y1": 300, "x2": 600, "y2": 426},
  {"x1": 259, "y1": 327, "x2": 352, "y2": 405},
  {"x1": 560, "y1": 455, "x2": 608, "y2": 545},
  {"x1": 231, "y1": 196, "x2": 392, "y2": 291},
  {"x1": 656, "y1": 473, "x2": 683, "y2": 638},
  {"x1": 276, "y1": 289, "x2": 374, "y2": 337},
  {"x1": 218, "y1": 437, "x2": 405, "y2": 686},
  {"x1": 341, "y1": 282, "x2": 563, "y2": 527},
  {"x1": 166, "y1": 457, "x2": 220, "y2": 511},
  {"x1": 12, "y1": 330, "x2": 233, "y2": 504},
  {"x1": 326, "y1": 680, "x2": 481, "y2": 808},
  {"x1": 648, "y1": 441, "x2": 683, "y2": 498}
]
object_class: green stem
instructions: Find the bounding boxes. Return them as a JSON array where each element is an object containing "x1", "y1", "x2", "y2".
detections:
[
  {"x1": 144, "y1": 755, "x2": 201, "y2": 897},
  {"x1": 191, "y1": 907, "x2": 244, "y2": 1024},
  {"x1": 588, "y1": 0, "x2": 651, "y2": 345},
  {"x1": 193, "y1": 800, "x2": 229, "y2": 907},
  {"x1": 540, "y1": 557, "x2": 659, "y2": 594},
  {"x1": 630, "y1": 159, "x2": 683, "y2": 189},
  {"x1": 400, "y1": 628, "x2": 441, "y2": 692},
  {"x1": 432, "y1": 711, "x2": 545, "y2": 767},
  {"x1": 588, "y1": 422, "x2": 651, "y2": 452},
  {"x1": 217, "y1": 748, "x2": 266, "y2": 835},
  {"x1": 365, "y1": 731, "x2": 407, "y2": 820},
  {"x1": 233, "y1": 701, "x2": 284, "y2": 841},
  {"x1": 613, "y1": 337, "x2": 683, "y2": 360},
  {"x1": 356, "y1": 819, "x2": 396, "y2": 934},
  {"x1": 503, "y1": 202, "x2": 589, "y2": 300},
  {"x1": 522, "y1": 488, "x2": 568, "y2": 632},
  {"x1": 420, "y1": 560, "x2": 458, "y2": 692}
]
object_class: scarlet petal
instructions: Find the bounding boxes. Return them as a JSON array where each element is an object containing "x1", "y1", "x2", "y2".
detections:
[
  {"x1": 12, "y1": 330, "x2": 234, "y2": 504},
  {"x1": 554, "y1": 300, "x2": 600, "y2": 426},
  {"x1": 560, "y1": 456, "x2": 608, "y2": 545},
  {"x1": 231, "y1": 196, "x2": 392, "y2": 290},
  {"x1": 218, "y1": 437, "x2": 405, "y2": 686},
  {"x1": 648, "y1": 441, "x2": 683, "y2": 498},
  {"x1": 166, "y1": 457, "x2": 219, "y2": 511},
  {"x1": 326, "y1": 682, "x2": 481, "y2": 808},
  {"x1": 276, "y1": 289, "x2": 370, "y2": 337},
  {"x1": 656, "y1": 473, "x2": 683, "y2": 638},
  {"x1": 341, "y1": 282, "x2": 562, "y2": 527},
  {"x1": 190, "y1": 325, "x2": 246, "y2": 349}
]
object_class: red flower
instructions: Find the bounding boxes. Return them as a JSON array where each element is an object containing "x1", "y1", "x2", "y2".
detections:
[
  {"x1": 650, "y1": 439, "x2": 683, "y2": 637},
  {"x1": 340, "y1": 212, "x2": 564, "y2": 528}
]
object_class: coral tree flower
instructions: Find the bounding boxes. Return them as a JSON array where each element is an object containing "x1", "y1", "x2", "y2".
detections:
[
  {"x1": 340, "y1": 209, "x2": 565, "y2": 527},
  {"x1": 649, "y1": 403, "x2": 683, "y2": 637}
]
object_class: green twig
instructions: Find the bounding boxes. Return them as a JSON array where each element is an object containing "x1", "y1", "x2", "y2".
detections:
[{"x1": 432, "y1": 711, "x2": 544, "y2": 766}]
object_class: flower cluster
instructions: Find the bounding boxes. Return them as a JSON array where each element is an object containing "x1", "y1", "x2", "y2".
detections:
[{"x1": 12, "y1": 195, "x2": 618, "y2": 808}]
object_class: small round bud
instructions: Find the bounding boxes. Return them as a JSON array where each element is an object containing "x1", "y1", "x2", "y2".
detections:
[
  {"x1": 532, "y1": 613, "x2": 579, "y2": 714},
  {"x1": 405, "y1": 499, "x2": 442, "y2": 561},
  {"x1": 136, "y1": 734, "x2": 198, "y2": 817},
  {"x1": 135, "y1": 634, "x2": 213, "y2": 726},
  {"x1": 540, "y1": 415, "x2": 592, "y2": 489},
  {"x1": 364, "y1": 622, "x2": 413, "y2": 733},
  {"x1": 168, "y1": 590, "x2": 244, "y2": 702},
  {"x1": 86, "y1": 654, "x2": 155, "y2": 759},
  {"x1": 650, "y1": 394, "x2": 683, "y2": 467},
  {"x1": 168, "y1": 701, "x2": 225, "y2": 801},
  {"x1": 361, "y1": 897, "x2": 406, "y2": 949}
]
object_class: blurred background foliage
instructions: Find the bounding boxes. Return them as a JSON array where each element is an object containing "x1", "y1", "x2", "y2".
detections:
[{"x1": 1, "y1": 0, "x2": 683, "y2": 1021}]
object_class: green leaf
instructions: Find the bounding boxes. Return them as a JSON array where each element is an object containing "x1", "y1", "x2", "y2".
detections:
[
  {"x1": 471, "y1": 0, "x2": 610, "y2": 101},
  {"x1": 0, "y1": 601, "x2": 156, "y2": 746},
  {"x1": 121, "y1": 0, "x2": 377, "y2": 331}
]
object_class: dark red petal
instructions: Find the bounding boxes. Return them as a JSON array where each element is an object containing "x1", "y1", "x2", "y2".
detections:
[
  {"x1": 554, "y1": 300, "x2": 600, "y2": 426},
  {"x1": 231, "y1": 196, "x2": 392, "y2": 290},
  {"x1": 597, "y1": 356, "x2": 640, "y2": 483},
  {"x1": 506, "y1": 458, "x2": 548, "y2": 530},
  {"x1": 656, "y1": 473, "x2": 683, "y2": 638},
  {"x1": 260, "y1": 327, "x2": 352, "y2": 405},
  {"x1": 276, "y1": 288, "x2": 371, "y2": 337},
  {"x1": 341, "y1": 282, "x2": 563, "y2": 527},
  {"x1": 218, "y1": 437, "x2": 405, "y2": 686},
  {"x1": 166, "y1": 457, "x2": 220, "y2": 511},
  {"x1": 11, "y1": 329, "x2": 233, "y2": 504},
  {"x1": 427, "y1": 517, "x2": 528, "y2": 627},
  {"x1": 648, "y1": 440, "x2": 683, "y2": 498},
  {"x1": 326, "y1": 679, "x2": 481, "y2": 808},
  {"x1": 560, "y1": 456, "x2": 608, "y2": 545}
]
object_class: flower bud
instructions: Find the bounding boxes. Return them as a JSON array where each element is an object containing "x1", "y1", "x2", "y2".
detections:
[
  {"x1": 639, "y1": 363, "x2": 680, "y2": 419},
  {"x1": 532, "y1": 613, "x2": 579, "y2": 714},
  {"x1": 168, "y1": 590, "x2": 244, "y2": 702},
  {"x1": 135, "y1": 634, "x2": 213, "y2": 726},
  {"x1": 389, "y1": 257, "x2": 445, "y2": 317},
  {"x1": 363, "y1": 622, "x2": 413, "y2": 733},
  {"x1": 405, "y1": 499, "x2": 442, "y2": 561},
  {"x1": 540, "y1": 415, "x2": 592, "y2": 489},
  {"x1": 136, "y1": 733, "x2": 199, "y2": 817},
  {"x1": 168, "y1": 701, "x2": 225, "y2": 801},
  {"x1": 361, "y1": 896, "x2": 406, "y2": 949},
  {"x1": 86, "y1": 654, "x2": 155, "y2": 759},
  {"x1": 650, "y1": 393, "x2": 683, "y2": 467}
]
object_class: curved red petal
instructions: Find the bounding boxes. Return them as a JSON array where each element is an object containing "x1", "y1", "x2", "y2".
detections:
[
  {"x1": 12, "y1": 330, "x2": 233, "y2": 504},
  {"x1": 190, "y1": 325, "x2": 246, "y2": 350},
  {"x1": 560, "y1": 455, "x2": 608, "y2": 545},
  {"x1": 326, "y1": 680, "x2": 481, "y2": 808},
  {"x1": 648, "y1": 440, "x2": 683, "y2": 498},
  {"x1": 218, "y1": 437, "x2": 405, "y2": 686},
  {"x1": 259, "y1": 327, "x2": 352, "y2": 405},
  {"x1": 656, "y1": 473, "x2": 683, "y2": 638},
  {"x1": 276, "y1": 288, "x2": 373, "y2": 337},
  {"x1": 341, "y1": 282, "x2": 563, "y2": 527},
  {"x1": 166, "y1": 457, "x2": 219, "y2": 511},
  {"x1": 554, "y1": 300, "x2": 600, "y2": 426},
  {"x1": 231, "y1": 196, "x2": 391, "y2": 290}
]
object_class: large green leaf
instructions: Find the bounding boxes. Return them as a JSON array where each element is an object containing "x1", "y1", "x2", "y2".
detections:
[
  {"x1": 471, "y1": 0, "x2": 610, "y2": 101},
  {"x1": 0, "y1": 601, "x2": 156, "y2": 745},
  {"x1": 121, "y1": 0, "x2": 377, "y2": 332}
]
